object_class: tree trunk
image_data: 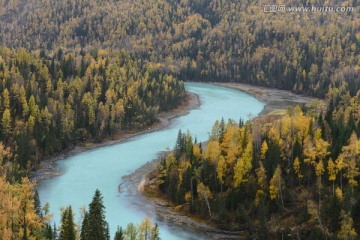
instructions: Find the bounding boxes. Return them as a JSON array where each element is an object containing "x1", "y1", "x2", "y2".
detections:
[
  {"x1": 278, "y1": 177, "x2": 284, "y2": 208},
  {"x1": 190, "y1": 177, "x2": 194, "y2": 206},
  {"x1": 202, "y1": 189, "x2": 212, "y2": 218},
  {"x1": 318, "y1": 175, "x2": 321, "y2": 218}
]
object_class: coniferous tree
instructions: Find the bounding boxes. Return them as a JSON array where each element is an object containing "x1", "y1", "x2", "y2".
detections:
[
  {"x1": 34, "y1": 190, "x2": 43, "y2": 218},
  {"x1": 53, "y1": 223, "x2": 58, "y2": 240},
  {"x1": 80, "y1": 212, "x2": 89, "y2": 240},
  {"x1": 59, "y1": 206, "x2": 76, "y2": 240},
  {"x1": 151, "y1": 223, "x2": 160, "y2": 240},
  {"x1": 84, "y1": 189, "x2": 110, "y2": 240},
  {"x1": 114, "y1": 226, "x2": 124, "y2": 240},
  {"x1": 43, "y1": 223, "x2": 53, "y2": 240}
]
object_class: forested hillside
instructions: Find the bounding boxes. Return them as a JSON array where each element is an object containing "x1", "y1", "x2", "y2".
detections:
[
  {"x1": 157, "y1": 91, "x2": 360, "y2": 238},
  {"x1": 0, "y1": 0, "x2": 359, "y2": 239},
  {"x1": 0, "y1": 47, "x2": 184, "y2": 179},
  {"x1": 1, "y1": 0, "x2": 359, "y2": 97}
]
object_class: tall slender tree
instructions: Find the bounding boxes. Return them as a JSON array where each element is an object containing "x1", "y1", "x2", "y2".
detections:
[
  {"x1": 59, "y1": 206, "x2": 76, "y2": 240},
  {"x1": 82, "y1": 189, "x2": 110, "y2": 240},
  {"x1": 114, "y1": 226, "x2": 124, "y2": 240}
]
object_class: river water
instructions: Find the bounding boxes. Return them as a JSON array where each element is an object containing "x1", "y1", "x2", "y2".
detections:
[{"x1": 37, "y1": 82, "x2": 264, "y2": 239}]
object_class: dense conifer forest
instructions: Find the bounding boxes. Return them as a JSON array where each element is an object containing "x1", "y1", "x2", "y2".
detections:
[{"x1": 0, "y1": 0, "x2": 359, "y2": 239}]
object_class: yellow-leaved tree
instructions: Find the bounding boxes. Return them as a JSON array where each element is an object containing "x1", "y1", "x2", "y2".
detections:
[
  {"x1": 269, "y1": 165, "x2": 284, "y2": 207},
  {"x1": 338, "y1": 132, "x2": 360, "y2": 191},
  {"x1": 327, "y1": 158, "x2": 338, "y2": 195},
  {"x1": 0, "y1": 176, "x2": 44, "y2": 240},
  {"x1": 197, "y1": 182, "x2": 213, "y2": 218},
  {"x1": 293, "y1": 157, "x2": 303, "y2": 184},
  {"x1": 260, "y1": 140, "x2": 268, "y2": 161},
  {"x1": 220, "y1": 123, "x2": 240, "y2": 164},
  {"x1": 255, "y1": 162, "x2": 267, "y2": 206},
  {"x1": 337, "y1": 211, "x2": 357, "y2": 240},
  {"x1": 233, "y1": 142, "x2": 253, "y2": 188},
  {"x1": 216, "y1": 156, "x2": 227, "y2": 192}
]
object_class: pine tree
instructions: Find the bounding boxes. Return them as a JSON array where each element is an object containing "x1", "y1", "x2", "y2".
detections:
[
  {"x1": 34, "y1": 190, "x2": 42, "y2": 218},
  {"x1": 53, "y1": 223, "x2": 58, "y2": 240},
  {"x1": 80, "y1": 212, "x2": 89, "y2": 240},
  {"x1": 114, "y1": 226, "x2": 124, "y2": 240},
  {"x1": 43, "y1": 223, "x2": 53, "y2": 240},
  {"x1": 174, "y1": 130, "x2": 184, "y2": 159},
  {"x1": 85, "y1": 189, "x2": 110, "y2": 240},
  {"x1": 59, "y1": 206, "x2": 76, "y2": 240}
]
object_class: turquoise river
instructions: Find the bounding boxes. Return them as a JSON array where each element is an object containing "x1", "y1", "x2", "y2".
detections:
[{"x1": 38, "y1": 82, "x2": 265, "y2": 239}]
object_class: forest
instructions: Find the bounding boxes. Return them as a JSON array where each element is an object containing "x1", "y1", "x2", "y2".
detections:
[
  {"x1": 0, "y1": 46, "x2": 183, "y2": 239},
  {"x1": 0, "y1": 47, "x2": 184, "y2": 179},
  {"x1": 0, "y1": 0, "x2": 359, "y2": 239},
  {"x1": 0, "y1": 0, "x2": 359, "y2": 97},
  {"x1": 0, "y1": 171, "x2": 159, "y2": 240},
  {"x1": 157, "y1": 89, "x2": 360, "y2": 238}
]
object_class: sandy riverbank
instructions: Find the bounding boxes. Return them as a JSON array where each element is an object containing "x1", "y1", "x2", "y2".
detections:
[
  {"x1": 211, "y1": 82, "x2": 315, "y2": 116},
  {"x1": 128, "y1": 82, "x2": 318, "y2": 239},
  {"x1": 29, "y1": 92, "x2": 200, "y2": 182}
]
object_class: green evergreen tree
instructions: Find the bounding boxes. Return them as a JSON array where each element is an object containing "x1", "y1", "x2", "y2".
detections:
[
  {"x1": 59, "y1": 206, "x2": 76, "y2": 240},
  {"x1": 174, "y1": 130, "x2": 183, "y2": 159},
  {"x1": 53, "y1": 223, "x2": 58, "y2": 240},
  {"x1": 34, "y1": 190, "x2": 43, "y2": 218},
  {"x1": 114, "y1": 226, "x2": 124, "y2": 240},
  {"x1": 80, "y1": 212, "x2": 89, "y2": 240},
  {"x1": 43, "y1": 223, "x2": 53, "y2": 240},
  {"x1": 85, "y1": 189, "x2": 110, "y2": 240}
]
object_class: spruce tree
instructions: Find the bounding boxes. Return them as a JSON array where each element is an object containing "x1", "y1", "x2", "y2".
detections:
[
  {"x1": 85, "y1": 189, "x2": 110, "y2": 240},
  {"x1": 59, "y1": 206, "x2": 76, "y2": 240},
  {"x1": 53, "y1": 223, "x2": 58, "y2": 240},
  {"x1": 34, "y1": 190, "x2": 43, "y2": 218},
  {"x1": 43, "y1": 223, "x2": 53, "y2": 240},
  {"x1": 114, "y1": 226, "x2": 124, "y2": 240},
  {"x1": 80, "y1": 212, "x2": 89, "y2": 240},
  {"x1": 174, "y1": 130, "x2": 183, "y2": 159}
]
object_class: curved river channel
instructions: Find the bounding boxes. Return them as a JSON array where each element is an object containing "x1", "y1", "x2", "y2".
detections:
[{"x1": 37, "y1": 83, "x2": 265, "y2": 239}]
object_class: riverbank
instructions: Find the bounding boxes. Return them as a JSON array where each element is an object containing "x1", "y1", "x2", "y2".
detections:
[
  {"x1": 124, "y1": 153, "x2": 247, "y2": 239},
  {"x1": 211, "y1": 82, "x2": 315, "y2": 116},
  {"x1": 132, "y1": 82, "x2": 318, "y2": 239},
  {"x1": 29, "y1": 92, "x2": 200, "y2": 182}
]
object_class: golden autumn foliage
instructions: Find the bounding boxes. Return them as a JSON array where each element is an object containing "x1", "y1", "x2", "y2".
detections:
[
  {"x1": 269, "y1": 165, "x2": 282, "y2": 201},
  {"x1": 0, "y1": 1, "x2": 358, "y2": 238},
  {"x1": 0, "y1": 47, "x2": 185, "y2": 176},
  {"x1": 337, "y1": 211, "x2": 357, "y2": 240},
  {"x1": 233, "y1": 142, "x2": 253, "y2": 188},
  {"x1": 0, "y1": 176, "x2": 44, "y2": 240},
  {"x1": 158, "y1": 103, "x2": 360, "y2": 238}
]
